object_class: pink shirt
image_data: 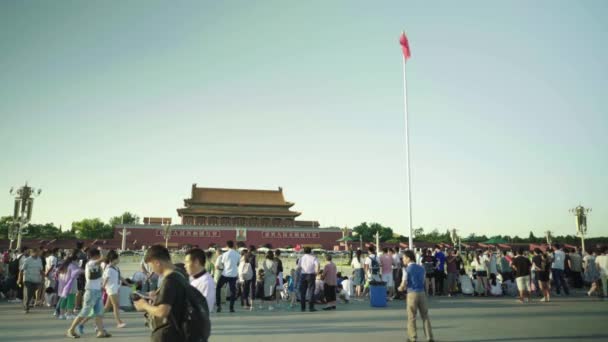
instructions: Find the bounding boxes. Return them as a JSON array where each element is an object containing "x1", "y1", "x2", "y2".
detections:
[
  {"x1": 380, "y1": 254, "x2": 393, "y2": 275},
  {"x1": 323, "y1": 262, "x2": 337, "y2": 286}
]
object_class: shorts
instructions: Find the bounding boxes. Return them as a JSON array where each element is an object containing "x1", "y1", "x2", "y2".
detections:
[
  {"x1": 382, "y1": 273, "x2": 394, "y2": 287},
  {"x1": 425, "y1": 271, "x2": 435, "y2": 279},
  {"x1": 78, "y1": 289, "x2": 104, "y2": 318},
  {"x1": 477, "y1": 271, "x2": 488, "y2": 277},
  {"x1": 516, "y1": 276, "x2": 531, "y2": 292}
]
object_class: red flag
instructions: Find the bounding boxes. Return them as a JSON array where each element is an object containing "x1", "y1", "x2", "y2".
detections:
[{"x1": 399, "y1": 31, "x2": 411, "y2": 60}]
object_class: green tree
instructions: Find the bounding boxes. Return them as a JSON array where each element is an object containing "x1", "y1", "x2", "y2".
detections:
[
  {"x1": 72, "y1": 218, "x2": 113, "y2": 239},
  {"x1": 0, "y1": 216, "x2": 13, "y2": 239},
  {"x1": 109, "y1": 212, "x2": 140, "y2": 227}
]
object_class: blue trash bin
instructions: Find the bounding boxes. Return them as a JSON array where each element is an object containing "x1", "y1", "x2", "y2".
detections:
[{"x1": 370, "y1": 284, "x2": 387, "y2": 307}]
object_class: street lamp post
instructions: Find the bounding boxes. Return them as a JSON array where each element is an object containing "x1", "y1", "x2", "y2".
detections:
[
  {"x1": 160, "y1": 218, "x2": 172, "y2": 249},
  {"x1": 570, "y1": 205, "x2": 591, "y2": 254},
  {"x1": 450, "y1": 228, "x2": 461, "y2": 254},
  {"x1": 544, "y1": 230, "x2": 553, "y2": 246},
  {"x1": 9, "y1": 183, "x2": 41, "y2": 251}
]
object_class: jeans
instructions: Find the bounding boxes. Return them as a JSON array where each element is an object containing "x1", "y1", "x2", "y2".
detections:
[
  {"x1": 23, "y1": 281, "x2": 40, "y2": 311},
  {"x1": 78, "y1": 289, "x2": 103, "y2": 318},
  {"x1": 551, "y1": 268, "x2": 569, "y2": 295},
  {"x1": 300, "y1": 273, "x2": 316, "y2": 311},
  {"x1": 216, "y1": 276, "x2": 237, "y2": 310}
]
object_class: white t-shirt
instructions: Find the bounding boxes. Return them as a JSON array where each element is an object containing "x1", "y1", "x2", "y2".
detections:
[
  {"x1": 350, "y1": 257, "x2": 363, "y2": 269},
  {"x1": 471, "y1": 259, "x2": 488, "y2": 272},
  {"x1": 596, "y1": 255, "x2": 608, "y2": 276},
  {"x1": 490, "y1": 280, "x2": 503, "y2": 296},
  {"x1": 219, "y1": 249, "x2": 240, "y2": 278},
  {"x1": 103, "y1": 265, "x2": 121, "y2": 295},
  {"x1": 85, "y1": 260, "x2": 103, "y2": 290},
  {"x1": 298, "y1": 254, "x2": 319, "y2": 274},
  {"x1": 190, "y1": 272, "x2": 216, "y2": 311},
  {"x1": 45, "y1": 255, "x2": 58, "y2": 273},
  {"x1": 341, "y1": 278, "x2": 352, "y2": 297}
]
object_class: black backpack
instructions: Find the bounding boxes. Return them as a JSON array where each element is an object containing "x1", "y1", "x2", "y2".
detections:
[
  {"x1": 370, "y1": 256, "x2": 380, "y2": 276},
  {"x1": 9, "y1": 255, "x2": 24, "y2": 277},
  {"x1": 170, "y1": 273, "x2": 211, "y2": 342}
]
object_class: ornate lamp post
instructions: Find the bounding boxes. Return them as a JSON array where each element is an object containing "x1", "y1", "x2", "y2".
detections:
[
  {"x1": 160, "y1": 218, "x2": 172, "y2": 249},
  {"x1": 450, "y1": 228, "x2": 461, "y2": 254},
  {"x1": 544, "y1": 230, "x2": 553, "y2": 246},
  {"x1": 570, "y1": 205, "x2": 591, "y2": 254},
  {"x1": 9, "y1": 183, "x2": 41, "y2": 250}
]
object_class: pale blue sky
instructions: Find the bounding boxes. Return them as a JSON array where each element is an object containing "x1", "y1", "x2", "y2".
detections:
[{"x1": 0, "y1": 1, "x2": 606, "y2": 238}]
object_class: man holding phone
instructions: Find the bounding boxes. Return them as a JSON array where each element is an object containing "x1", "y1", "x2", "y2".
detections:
[{"x1": 133, "y1": 245, "x2": 187, "y2": 342}]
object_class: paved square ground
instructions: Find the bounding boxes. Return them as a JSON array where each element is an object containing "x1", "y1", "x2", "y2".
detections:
[{"x1": 1, "y1": 295, "x2": 606, "y2": 342}]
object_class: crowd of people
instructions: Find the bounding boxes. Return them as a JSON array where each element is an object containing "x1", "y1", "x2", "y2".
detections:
[{"x1": 1, "y1": 241, "x2": 607, "y2": 341}]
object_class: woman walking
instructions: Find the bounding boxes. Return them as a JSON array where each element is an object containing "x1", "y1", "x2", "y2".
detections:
[
  {"x1": 56, "y1": 252, "x2": 82, "y2": 319},
  {"x1": 350, "y1": 250, "x2": 364, "y2": 298},
  {"x1": 532, "y1": 248, "x2": 551, "y2": 302},
  {"x1": 102, "y1": 250, "x2": 126, "y2": 328},
  {"x1": 238, "y1": 250, "x2": 254, "y2": 310},
  {"x1": 583, "y1": 250, "x2": 600, "y2": 297},
  {"x1": 262, "y1": 251, "x2": 277, "y2": 311}
]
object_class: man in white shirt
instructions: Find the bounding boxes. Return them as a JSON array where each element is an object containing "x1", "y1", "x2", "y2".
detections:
[
  {"x1": 215, "y1": 240, "x2": 240, "y2": 313},
  {"x1": 551, "y1": 244, "x2": 570, "y2": 296},
  {"x1": 45, "y1": 249, "x2": 59, "y2": 291},
  {"x1": 185, "y1": 248, "x2": 216, "y2": 312},
  {"x1": 296, "y1": 247, "x2": 320, "y2": 312}
]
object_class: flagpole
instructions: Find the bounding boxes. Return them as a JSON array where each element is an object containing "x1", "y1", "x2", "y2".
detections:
[{"x1": 402, "y1": 54, "x2": 414, "y2": 250}]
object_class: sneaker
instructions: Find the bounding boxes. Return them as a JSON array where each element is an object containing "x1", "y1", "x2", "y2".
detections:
[
  {"x1": 66, "y1": 330, "x2": 80, "y2": 339},
  {"x1": 249, "y1": 306, "x2": 254, "y2": 311},
  {"x1": 117, "y1": 323, "x2": 127, "y2": 329},
  {"x1": 58, "y1": 315, "x2": 67, "y2": 320},
  {"x1": 540, "y1": 297, "x2": 547, "y2": 302},
  {"x1": 66, "y1": 314, "x2": 75, "y2": 320},
  {"x1": 96, "y1": 330, "x2": 112, "y2": 338}
]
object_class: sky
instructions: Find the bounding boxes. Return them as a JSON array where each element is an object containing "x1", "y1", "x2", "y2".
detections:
[{"x1": 0, "y1": 1, "x2": 606, "y2": 238}]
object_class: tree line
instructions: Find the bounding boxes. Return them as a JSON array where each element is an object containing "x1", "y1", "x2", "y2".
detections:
[
  {"x1": 0, "y1": 212, "x2": 139, "y2": 240},
  {"x1": 1, "y1": 216, "x2": 607, "y2": 245}
]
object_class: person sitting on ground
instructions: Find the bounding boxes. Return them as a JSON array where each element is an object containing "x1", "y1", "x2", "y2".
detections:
[
  {"x1": 489, "y1": 273, "x2": 503, "y2": 296},
  {"x1": 314, "y1": 270, "x2": 325, "y2": 304},
  {"x1": 459, "y1": 269, "x2": 474, "y2": 296}
]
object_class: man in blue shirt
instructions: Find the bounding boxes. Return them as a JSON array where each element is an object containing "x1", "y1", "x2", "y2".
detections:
[
  {"x1": 433, "y1": 245, "x2": 446, "y2": 296},
  {"x1": 399, "y1": 250, "x2": 434, "y2": 342}
]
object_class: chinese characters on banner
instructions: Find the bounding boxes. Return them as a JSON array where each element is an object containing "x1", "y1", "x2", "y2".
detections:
[
  {"x1": 262, "y1": 231, "x2": 319, "y2": 239},
  {"x1": 156, "y1": 230, "x2": 221, "y2": 238}
]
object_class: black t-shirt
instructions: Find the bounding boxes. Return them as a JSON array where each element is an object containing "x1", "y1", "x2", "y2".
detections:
[
  {"x1": 276, "y1": 258, "x2": 283, "y2": 274},
  {"x1": 151, "y1": 272, "x2": 187, "y2": 342},
  {"x1": 512, "y1": 256, "x2": 532, "y2": 278},
  {"x1": 532, "y1": 255, "x2": 550, "y2": 272}
]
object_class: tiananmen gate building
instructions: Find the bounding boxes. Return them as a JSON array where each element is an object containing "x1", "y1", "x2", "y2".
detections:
[{"x1": 113, "y1": 184, "x2": 344, "y2": 249}]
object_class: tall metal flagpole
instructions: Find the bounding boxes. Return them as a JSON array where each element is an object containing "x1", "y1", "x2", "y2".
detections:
[{"x1": 402, "y1": 52, "x2": 414, "y2": 250}]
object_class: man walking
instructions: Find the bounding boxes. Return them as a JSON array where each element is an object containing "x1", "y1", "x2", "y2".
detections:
[
  {"x1": 568, "y1": 248, "x2": 583, "y2": 289},
  {"x1": 297, "y1": 247, "x2": 319, "y2": 312},
  {"x1": 19, "y1": 248, "x2": 43, "y2": 313},
  {"x1": 215, "y1": 240, "x2": 240, "y2": 313},
  {"x1": 185, "y1": 248, "x2": 216, "y2": 312},
  {"x1": 380, "y1": 248, "x2": 395, "y2": 299},
  {"x1": 551, "y1": 244, "x2": 570, "y2": 296},
  {"x1": 399, "y1": 250, "x2": 434, "y2": 342},
  {"x1": 511, "y1": 248, "x2": 532, "y2": 303}
]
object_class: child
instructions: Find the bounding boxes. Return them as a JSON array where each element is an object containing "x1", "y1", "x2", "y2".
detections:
[
  {"x1": 489, "y1": 273, "x2": 503, "y2": 296},
  {"x1": 253, "y1": 269, "x2": 265, "y2": 310},
  {"x1": 66, "y1": 248, "x2": 110, "y2": 339},
  {"x1": 56, "y1": 253, "x2": 82, "y2": 320},
  {"x1": 102, "y1": 250, "x2": 126, "y2": 328},
  {"x1": 288, "y1": 270, "x2": 297, "y2": 308},
  {"x1": 314, "y1": 270, "x2": 325, "y2": 304}
]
